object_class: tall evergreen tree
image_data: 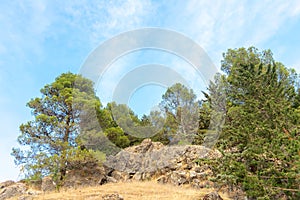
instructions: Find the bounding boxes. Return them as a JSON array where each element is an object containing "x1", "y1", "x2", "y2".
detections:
[
  {"x1": 159, "y1": 83, "x2": 199, "y2": 144},
  {"x1": 207, "y1": 48, "x2": 300, "y2": 199},
  {"x1": 11, "y1": 73, "x2": 102, "y2": 182}
]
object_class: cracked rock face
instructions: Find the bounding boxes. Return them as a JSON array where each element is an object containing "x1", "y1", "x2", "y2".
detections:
[
  {"x1": 105, "y1": 139, "x2": 220, "y2": 174},
  {"x1": 104, "y1": 139, "x2": 221, "y2": 186}
]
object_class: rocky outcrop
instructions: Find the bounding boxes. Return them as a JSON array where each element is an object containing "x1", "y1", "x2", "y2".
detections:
[
  {"x1": 0, "y1": 180, "x2": 43, "y2": 200},
  {"x1": 0, "y1": 139, "x2": 225, "y2": 199},
  {"x1": 55, "y1": 139, "x2": 221, "y2": 189},
  {"x1": 0, "y1": 182, "x2": 27, "y2": 200},
  {"x1": 104, "y1": 139, "x2": 221, "y2": 187}
]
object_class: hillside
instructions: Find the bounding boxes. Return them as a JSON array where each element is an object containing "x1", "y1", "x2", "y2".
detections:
[
  {"x1": 7, "y1": 181, "x2": 231, "y2": 200},
  {"x1": 2, "y1": 139, "x2": 235, "y2": 200}
]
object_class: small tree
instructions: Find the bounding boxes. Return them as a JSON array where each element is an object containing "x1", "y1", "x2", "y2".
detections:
[
  {"x1": 12, "y1": 73, "x2": 101, "y2": 183},
  {"x1": 159, "y1": 83, "x2": 199, "y2": 144}
]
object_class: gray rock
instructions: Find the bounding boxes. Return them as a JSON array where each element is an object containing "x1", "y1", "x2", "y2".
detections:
[
  {"x1": 0, "y1": 180, "x2": 15, "y2": 189},
  {"x1": 156, "y1": 175, "x2": 168, "y2": 184},
  {"x1": 105, "y1": 139, "x2": 220, "y2": 175},
  {"x1": 104, "y1": 139, "x2": 221, "y2": 187},
  {"x1": 106, "y1": 176, "x2": 117, "y2": 183},
  {"x1": 18, "y1": 195, "x2": 33, "y2": 200},
  {"x1": 132, "y1": 172, "x2": 142, "y2": 181},
  {"x1": 0, "y1": 182, "x2": 27, "y2": 200},
  {"x1": 26, "y1": 189, "x2": 42, "y2": 195},
  {"x1": 189, "y1": 171, "x2": 197, "y2": 178},
  {"x1": 41, "y1": 176, "x2": 56, "y2": 192},
  {"x1": 203, "y1": 191, "x2": 223, "y2": 200}
]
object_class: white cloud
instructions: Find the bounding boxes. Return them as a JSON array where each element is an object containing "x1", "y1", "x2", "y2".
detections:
[
  {"x1": 62, "y1": 0, "x2": 154, "y2": 46},
  {"x1": 160, "y1": 0, "x2": 300, "y2": 65}
]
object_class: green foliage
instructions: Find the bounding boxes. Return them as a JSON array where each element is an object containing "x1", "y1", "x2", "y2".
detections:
[
  {"x1": 159, "y1": 83, "x2": 199, "y2": 144},
  {"x1": 104, "y1": 127, "x2": 130, "y2": 148},
  {"x1": 11, "y1": 73, "x2": 102, "y2": 183},
  {"x1": 206, "y1": 47, "x2": 300, "y2": 199}
]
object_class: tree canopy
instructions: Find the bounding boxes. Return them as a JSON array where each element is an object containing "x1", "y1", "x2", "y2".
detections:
[
  {"x1": 11, "y1": 47, "x2": 300, "y2": 199},
  {"x1": 205, "y1": 47, "x2": 300, "y2": 199},
  {"x1": 11, "y1": 73, "x2": 103, "y2": 183}
]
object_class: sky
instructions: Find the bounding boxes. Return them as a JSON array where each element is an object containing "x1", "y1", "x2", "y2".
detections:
[{"x1": 1, "y1": 0, "x2": 300, "y2": 182}]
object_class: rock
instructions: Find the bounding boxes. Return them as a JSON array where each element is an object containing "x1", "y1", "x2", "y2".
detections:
[
  {"x1": 103, "y1": 138, "x2": 222, "y2": 188},
  {"x1": 172, "y1": 171, "x2": 189, "y2": 185},
  {"x1": 191, "y1": 179, "x2": 200, "y2": 188},
  {"x1": 189, "y1": 171, "x2": 197, "y2": 178},
  {"x1": 156, "y1": 175, "x2": 168, "y2": 184},
  {"x1": 106, "y1": 176, "x2": 117, "y2": 183},
  {"x1": 125, "y1": 138, "x2": 164, "y2": 153},
  {"x1": 0, "y1": 182, "x2": 27, "y2": 200},
  {"x1": 64, "y1": 165, "x2": 106, "y2": 188},
  {"x1": 102, "y1": 193, "x2": 124, "y2": 200},
  {"x1": 111, "y1": 171, "x2": 123, "y2": 181},
  {"x1": 105, "y1": 139, "x2": 220, "y2": 175},
  {"x1": 202, "y1": 191, "x2": 223, "y2": 200},
  {"x1": 98, "y1": 174, "x2": 107, "y2": 185},
  {"x1": 27, "y1": 189, "x2": 42, "y2": 195},
  {"x1": 41, "y1": 176, "x2": 56, "y2": 192},
  {"x1": 0, "y1": 180, "x2": 15, "y2": 189},
  {"x1": 132, "y1": 172, "x2": 142, "y2": 181},
  {"x1": 18, "y1": 195, "x2": 33, "y2": 200}
]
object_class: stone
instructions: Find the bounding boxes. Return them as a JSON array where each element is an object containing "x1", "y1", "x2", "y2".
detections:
[
  {"x1": 0, "y1": 180, "x2": 15, "y2": 189},
  {"x1": 102, "y1": 193, "x2": 124, "y2": 200},
  {"x1": 189, "y1": 171, "x2": 197, "y2": 178},
  {"x1": 105, "y1": 139, "x2": 220, "y2": 174},
  {"x1": 103, "y1": 138, "x2": 221, "y2": 188},
  {"x1": 0, "y1": 182, "x2": 27, "y2": 200},
  {"x1": 98, "y1": 174, "x2": 107, "y2": 185},
  {"x1": 170, "y1": 171, "x2": 188, "y2": 185},
  {"x1": 106, "y1": 176, "x2": 117, "y2": 183},
  {"x1": 156, "y1": 175, "x2": 168, "y2": 184},
  {"x1": 18, "y1": 195, "x2": 33, "y2": 200},
  {"x1": 26, "y1": 189, "x2": 42, "y2": 195},
  {"x1": 191, "y1": 179, "x2": 201, "y2": 188},
  {"x1": 111, "y1": 171, "x2": 123, "y2": 181},
  {"x1": 41, "y1": 176, "x2": 56, "y2": 192},
  {"x1": 202, "y1": 191, "x2": 223, "y2": 200},
  {"x1": 64, "y1": 165, "x2": 106, "y2": 188},
  {"x1": 132, "y1": 172, "x2": 142, "y2": 181}
]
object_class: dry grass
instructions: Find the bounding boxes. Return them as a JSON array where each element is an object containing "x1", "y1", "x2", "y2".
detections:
[{"x1": 10, "y1": 181, "x2": 231, "y2": 200}]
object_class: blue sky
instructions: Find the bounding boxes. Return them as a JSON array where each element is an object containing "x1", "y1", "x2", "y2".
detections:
[{"x1": 1, "y1": 0, "x2": 300, "y2": 181}]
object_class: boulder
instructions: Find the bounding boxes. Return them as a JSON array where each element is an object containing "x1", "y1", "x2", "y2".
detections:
[
  {"x1": 0, "y1": 182, "x2": 27, "y2": 200},
  {"x1": 106, "y1": 176, "x2": 117, "y2": 183},
  {"x1": 202, "y1": 191, "x2": 223, "y2": 200},
  {"x1": 41, "y1": 176, "x2": 56, "y2": 192},
  {"x1": 64, "y1": 165, "x2": 106, "y2": 188}
]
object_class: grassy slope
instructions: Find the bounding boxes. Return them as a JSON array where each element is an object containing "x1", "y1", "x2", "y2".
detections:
[{"x1": 9, "y1": 181, "x2": 231, "y2": 200}]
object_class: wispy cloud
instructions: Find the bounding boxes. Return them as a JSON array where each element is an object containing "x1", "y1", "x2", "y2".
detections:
[
  {"x1": 1, "y1": 0, "x2": 300, "y2": 182},
  {"x1": 62, "y1": 0, "x2": 154, "y2": 46},
  {"x1": 155, "y1": 1, "x2": 300, "y2": 67}
]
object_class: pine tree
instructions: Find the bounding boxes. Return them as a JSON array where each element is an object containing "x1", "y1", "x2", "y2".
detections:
[{"x1": 207, "y1": 48, "x2": 300, "y2": 199}]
